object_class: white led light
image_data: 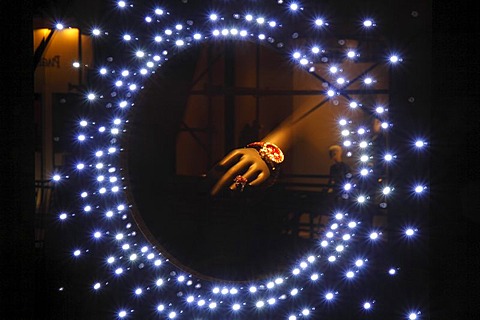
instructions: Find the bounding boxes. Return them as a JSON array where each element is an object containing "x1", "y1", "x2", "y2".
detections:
[
  {"x1": 363, "y1": 19, "x2": 373, "y2": 27},
  {"x1": 72, "y1": 61, "x2": 80, "y2": 68},
  {"x1": 256, "y1": 17, "x2": 265, "y2": 24},
  {"x1": 239, "y1": 30, "x2": 248, "y2": 37},
  {"x1": 329, "y1": 66, "x2": 338, "y2": 73},
  {"x1": 343, "y1": 234, "x2": 351, "y2": 241},
  {"x1": 355, "y1": 259, "x2": 364, "y2": 267},
  {"x1": 73, "y1": 249, "x2": 81, "y2": 256},
  {"x1": 325, "y1": 292, "x2": 334, "y2": 300},
  {"x1": 92, "y1": 28, "x2": 101, "y2": 36},
  {"x1": 84, "y1": 205, "x2": 92, "y2": 212},
  {"x1": 267, "y1": 298, "x2": 276, "y2": 305},
  {"x1": 358, "y1": 128, "x2": 365, "y2": 135},
  {"x1": 123, "y1": 34, "x2": 131, "y2": 41},
  {"x1": 155, "y1": 8, "x2": 163, "y2": 15},
  {"x1": 232, "y1": 303, "x2": 241, "y2": 311},
  {"x1": 364, "y1": 77, "x2": 373, "y2": 84},
  {"x1": 259, "y1": 34, "x2": 267, "y2": 40},
  {"x1": 383, "y1": 186, "x2": 392, "y2": 195},
  {"x1": 415, "y1": 140, "x2": 426, "y2": 148},
  {"x1": 292, "y1": 268, "x2": 300, "y2": 275},
  {"x1": 364, "y1": 302, "x2": 372, "y2": 309},
  {"x1": 193, "y1": 33, "x2": 202, "y2": 40},
  {"x1": 107, "y1": 256, "x2": 115, "y2": 264},
  {"x1": 256, "y1": 300, "x2": 264, "y2": 308},
  {"x1": 315, "y1": 19, "x2": 324, "y2": 26},
  {"x1": 389, "y1": 55, "x2": 399, "y2": 63},
  {"x1": 370, "y1": 232, "x2": 379, "y2": 239},
  {"x1": 145, "y1": 16, "x2": 152, "y2": 23},
  {"x1": 328, "y1": 256, "x2": 336, "y2": 262},
  {"x1": 269, "y1": 21, "x2": 276, "y2": 27},
  {"x1": 341, "y1": 129, "x2": 350, "y2": 136},
  {"x1": 292, "y1": 51, "x2": 301, "y2": 59},
  {"x1": 99, "y1": 127, "x2": 105, "y2": 132},
  {"x1": 197, "y1": 299, "x2": 205, "y2": 306},
  {"x1": 93, "y1": 282, "x2": 101, "y2": 290},
  {"x1": 415, "y1": 185, "x2": 425, "y2": 193},
  {"x1": 209, "y1": 13, "x2": 218, "y2": 21},
  {"x1": 336, "y1": 245, "x2": 344, "y2": 252},
  {"x1": 168, "y1": 311, "x2": 176, "y2": 319},
  {"x1": 289, "y1": 316, "x2": 297, "y2": 320},
  {"x1": 118, "y1": 310, "x2": 127, "y2": 318},
  {"x1": 311, "y1": 46, "x2": 320, "y2": 54},
  {"x1": 346, "y1": 271, "x2": 354, "y2": 278},
  {"x1": 230, "y1": 28, "x2": 238, "y2": 35},
  {"x1": 311, "y1": 273, "x2": 319, "y2": 281},
  {"x1": 320, "y1": 240, "x2": 328, "y2": 247},
  {"x1": 178, "y1": 275, "x2": 185, "y2": 282},
  {"x1": 94, "y1": 231, "x2": 102, "y2": 238},
  {"x1": 115, "y1": 80, "x2": 123, "y2": 87},
  {"x1": 300, "y1": 58, "x2": 308, "y2": 65},
  {"x1": 337, "y1": 77, "x2": 345, "y2": 84},
  {"x1": 136, "y1": 51, "x2": 145, "y2": 58},
  {"x1": 327, "y1": 89, "x2": 335, "y2": 97},
  {"x1": 87, "y1": 93, "x2": 96, "y2": 100},
  {"x1": 100, "y1": 68, "x2": 107, "y2": 75},
  {"x1": 56, "y1": 23, "x2": 64, "y2": 30},
  {"x1": 154, "y1": 259, "x2": 162, "y2": 266},
  {"x1": 406, "y1": 228, "x2": 415, "y2": 236},
  {"x1": 339, "y1": 119, "x2": 347, "y2": 126},
  {"x1": 135, "y1": 288, "x2": 142, "y2": 295},
  {"x1": 376, "y1": 106, "x2": 385, "y2": 113},
  {"x1": 147, "y1": 253, "x2": 154, "y2": 259},
  {"x1": 347, "y1": 50, "x2": 356, "y2": 58},
  {"x1": 175, "y1": 40, "x2": 184, "y2": 46},
  {"x1": 208, "y1": 302, "x2": 217, "y2": 309},
  {"x1": 156, "y1": 278, "x2": 164, "y2": 286},
  {"x1": 165, "y1": 29, "x2": 172, "y2": 35},
  {"x1": 129, "y1": 84, "x2": 137, "y2": 91},
  {"x1": 326, "y1": 231, "x2": 334, "y2": 238},
  {"x1": 122, "y1": 244, "x2": 130, "y2": 250},
  {"x1": 129, "y1": 253, "x2": 137, "y2": 261},
  {"x1": 348, "y1": 221, "x2": 357, "y2": 228},
  {"x1": 186, "y1": 295, "x2": 194, "y2": 303},
  {"x1": 175, "y1": 24, "x2": 182, "y2": 31},
  {"x1": 290, "y1": 288, "x2": 299, "y2": 296},
  {"x1": 359, "y1": 141, "x2": 368, "y2": 148},
  {"x1": 290, "y1": 3, "x2": 299, "y2": 10},
  {"x1": 59, "y1": 213, "x2": 67, "y2": 220},
  {"x1": 389, "y1": 268, "x2": 396, "y2": 275}
]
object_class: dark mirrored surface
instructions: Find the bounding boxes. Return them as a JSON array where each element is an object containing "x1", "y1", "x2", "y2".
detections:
[{"x1": 125, "y1": 40, "x2": 378, "y2": 281}]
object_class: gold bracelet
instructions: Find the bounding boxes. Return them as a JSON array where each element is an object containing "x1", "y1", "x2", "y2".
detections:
[{"x1": 246, "y1": 141, "x2": 284, "y2": 172}]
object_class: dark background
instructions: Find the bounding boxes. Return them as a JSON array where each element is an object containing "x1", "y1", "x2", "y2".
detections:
[{"x1": 2, "y1": 0, "x2": 480, "y2": 319}]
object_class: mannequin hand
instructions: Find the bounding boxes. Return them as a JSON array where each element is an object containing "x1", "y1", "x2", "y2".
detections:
[{"x1": 209, "y1": 148, "x2": 270, "y2": 196}]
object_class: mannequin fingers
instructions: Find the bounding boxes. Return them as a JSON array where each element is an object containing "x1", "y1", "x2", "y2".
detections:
[
  {"x1": 247, "y1": 171, "x2": 268, "y2": 186},
  {"x1": 210, "y1": 162, "x2": 248, "y2": 195}
]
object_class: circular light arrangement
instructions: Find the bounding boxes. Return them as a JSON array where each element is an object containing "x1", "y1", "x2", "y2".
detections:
[{"x1": 55, "y1": 1, "x2": 427, "y2": 319}]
